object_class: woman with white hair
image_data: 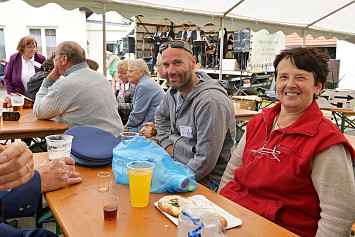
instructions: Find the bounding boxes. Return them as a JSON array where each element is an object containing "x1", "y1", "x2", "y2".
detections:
[{"x1": 125, "y1": 59, "x2": 165, "y2": 132}]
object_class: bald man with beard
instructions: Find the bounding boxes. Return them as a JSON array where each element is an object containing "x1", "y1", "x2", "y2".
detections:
[{"x1": 155, "y1": 41, "x2": 236, "y2": 191}]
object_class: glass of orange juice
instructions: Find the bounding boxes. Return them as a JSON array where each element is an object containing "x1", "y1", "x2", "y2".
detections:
[{"x1": 127, "y1": 161, "x2": 154, "y2": 207}]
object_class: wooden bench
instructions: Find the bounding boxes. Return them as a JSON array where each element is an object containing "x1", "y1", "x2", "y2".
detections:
[{"x1": 322, "y1": 113, "x2": 354, "y2": 129}]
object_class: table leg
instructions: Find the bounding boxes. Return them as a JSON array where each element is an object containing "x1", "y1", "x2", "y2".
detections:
[
  {"x1": 35, "y1": 194, "x2": 61, "y2": 235},
  {"x1": 341, "y1": 116, "x2": 346, "y2": 133}
]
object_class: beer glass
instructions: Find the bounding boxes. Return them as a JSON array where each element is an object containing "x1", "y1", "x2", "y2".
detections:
[{"x1": 10, "y1": 96, "x2": 24, "y2": 117}]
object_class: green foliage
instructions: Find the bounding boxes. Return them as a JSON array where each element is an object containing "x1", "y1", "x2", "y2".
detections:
[{"x1": 122, "y1": 17, "x2": 134, "y2": 25}]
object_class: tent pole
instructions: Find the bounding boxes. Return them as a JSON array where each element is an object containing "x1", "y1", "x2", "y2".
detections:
[
  {"x1": 218, "y1": 0, "x2": 244, "y2": 80},
  {"x1": 302, "y1": 29, "x2": 306, "y2": 48},
  {"x1": 219, "y1": 18, "x2": 224, "y2": 81},
  {"x1": 102, "y1": 2, "x2": 107, "y2": 76}
]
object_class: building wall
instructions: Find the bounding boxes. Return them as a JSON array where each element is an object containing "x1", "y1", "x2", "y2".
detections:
[
  {"x1": 0, "y1": 0, "x2": 86, "y2": 58},
  {"x1": 86, "y1": 20, "x2": 131, "y2": 75},
  {"x1": 337, "y1": 40, "x2": 355, "y2": 90}
]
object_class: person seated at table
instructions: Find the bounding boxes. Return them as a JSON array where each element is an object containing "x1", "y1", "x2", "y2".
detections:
[
  {"x1": 218, "y1": 47, "x2": 355, "y2": 237},
  {"x1": 115, "y1": 59, "x2": 136, "y2": 125},
  {"x1": 125, "y1": 59, "x2": 164, "y2": 132},
  {"x1": 155, "y1": 40, "x2": 236, "y2": 191},
  {"x1": 155, "y1": 53, "x2": 169, "y2": 90},
  {"x1": 0, "y1": 141, "x2": 82, "y2": 236},
  {"x1": 26, "y1": 55, "x2": 54, "y2": 101},
  {"x1": 33, "y1": 41, "x2": 123, "y2": 138},
  {"x1": 0, "y1": 57, "x2": 7, "y2": 84}
]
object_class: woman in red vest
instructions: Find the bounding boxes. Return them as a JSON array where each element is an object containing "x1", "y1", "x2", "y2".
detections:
[{"x1": 219, "y1": 47, "x2": 355, "y2": 237}]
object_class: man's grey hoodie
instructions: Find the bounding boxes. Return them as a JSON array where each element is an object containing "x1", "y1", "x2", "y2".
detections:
[{"x1": 155, "y1": 76, "x2": 236, "y2": 181}]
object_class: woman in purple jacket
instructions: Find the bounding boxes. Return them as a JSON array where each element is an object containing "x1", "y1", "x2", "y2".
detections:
[{"x1": 4, "y1": 36, "x2": 46, "y2": 95}]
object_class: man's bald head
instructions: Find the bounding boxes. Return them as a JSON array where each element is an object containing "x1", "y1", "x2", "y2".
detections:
[
  {"x1": 58, "y1": 41, "x2": 86, "y2": 65},
  {"x1": 160, "y1": 40, "x2": 198, "y2": 97},
  {"x1": 161, "y1": 40, "x2": 193, "y2": 61}
]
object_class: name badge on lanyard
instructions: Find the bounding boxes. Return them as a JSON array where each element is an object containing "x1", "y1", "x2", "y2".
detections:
[
  {"x1": 180, "y1": 126, "x2": 193, "y2": 138},
  {"x1": 33, "y1": 61, "x2": 42, "y2": 69}
]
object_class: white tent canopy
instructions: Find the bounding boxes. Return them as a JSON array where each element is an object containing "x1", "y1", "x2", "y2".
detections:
[
  {"x1": 3, "y1": 0, "x2": 354, "y2": 77},
  {"x1": 3, "y1": 0, "x2": 355, "y2": 39}
]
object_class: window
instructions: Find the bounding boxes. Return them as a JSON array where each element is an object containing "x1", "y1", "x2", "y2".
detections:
[
  {"x1": 29, "y1": 28, "x2": 57, "y2": 58},
  {"x1": 0, "y1": 28, "x2": 5, "y2": 60}
]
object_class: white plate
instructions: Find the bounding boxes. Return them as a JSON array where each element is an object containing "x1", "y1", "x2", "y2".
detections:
[{"x1": 154, "y1": 194, "x2": 242, "y2": 229}]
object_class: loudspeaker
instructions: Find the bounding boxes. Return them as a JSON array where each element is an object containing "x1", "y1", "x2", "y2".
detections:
[
  {"x1": 143, "y1": 56, "x2": 154, "y2": 75},
  {"x1": 232, "y1": 28, "x2": 250, "y2": 53},
  {"x1": 123, "y1": 36, "x2": 135, "y2": 54}
]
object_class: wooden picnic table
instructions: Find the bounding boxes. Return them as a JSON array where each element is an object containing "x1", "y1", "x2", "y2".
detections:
[
  {"x1": 0, "y1": 108, "x2": 69, "y2": 140},
  {"x1": 33, "y1": 152, "x2": 298, "y2": 237}
]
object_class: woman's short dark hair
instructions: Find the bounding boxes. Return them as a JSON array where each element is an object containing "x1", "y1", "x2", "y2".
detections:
[
  {"x1": 16, "y1": 36, "x2": 37, "y2": 55},
  {"x1": 273, "y1": 47, "x2": 330, "y2": 89},
  {"x1": 42, "y1": 56, "x2": 54, "y2": 72},
  {"x1": 86, "y1": 59, "x2": 99, "y2": 71}
]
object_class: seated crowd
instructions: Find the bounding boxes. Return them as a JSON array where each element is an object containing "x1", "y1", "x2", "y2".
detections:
[{"x1": 1, "y1": 39, "x2": 354, "y2": 237}]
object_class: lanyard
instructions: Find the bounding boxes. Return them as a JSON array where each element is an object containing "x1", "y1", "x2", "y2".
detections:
[{"x1": 250, "y1": 114, "x2": 291, "y2": 162}]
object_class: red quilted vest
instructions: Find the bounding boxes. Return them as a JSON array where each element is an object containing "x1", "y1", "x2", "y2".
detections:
[{"x1": 220, "y1": 101, "x2": 354, "y2": 236}]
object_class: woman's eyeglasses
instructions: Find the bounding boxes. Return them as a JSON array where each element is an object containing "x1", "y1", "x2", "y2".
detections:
[
  {"x1": 159, "y1": 40, "x2": 193, "y2": 54},
  {"x1": 26, "y1": 45, "x2": 37, "y2": 49}
]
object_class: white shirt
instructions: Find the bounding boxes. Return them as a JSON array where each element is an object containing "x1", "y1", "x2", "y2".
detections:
[
  {"x1": 218, "y1": 29, "x2": 225, "y2": 38},
  {"x1": 181, "y1": 30, "x2": 192, "y2": 39},
  {"x1": 116, "y1": 82, "x2": 130, "y2": 91},
  {"x1": 154, "y1": 31, "x2": 163, "y2": 37},
  {"x1": 186, "y1": 30, "x2": 192, "y2": 38},
  {"x1": 196, "y1": 30, "x2": 201, "y2": 40},
  {"x1": 21, "y1": 55, "x2": 35, "y2": 91}
]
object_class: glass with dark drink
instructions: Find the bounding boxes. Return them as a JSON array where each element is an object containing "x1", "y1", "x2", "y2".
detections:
[{"x1": 103, "y1": 196, "x2": 119, "y2": 221}]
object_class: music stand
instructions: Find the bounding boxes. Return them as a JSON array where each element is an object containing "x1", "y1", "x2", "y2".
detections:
[
  {"x1": 144, "y1": 37, "x2": 155, "y2": 57},
  {"x1": 153, "y1": 36, "x2": 159, "y2": 43},
  {"x1": 144, "y1": 37, "x2": 155, "y2": 43},
  {"x1": 193, "y1": 40, "x2": 204, "y2": 47},
  {"x1": 160, "y1": 37, "x2": 169, "y2": 44}
]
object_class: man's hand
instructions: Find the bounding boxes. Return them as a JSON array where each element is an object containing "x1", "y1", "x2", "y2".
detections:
[
  {"x1": 0, "y1": 142, "x2": 34, "y2": 191},
  {"x1": 165, "y1": 144, "x2": 174, "y2": 158},
  {"x1": 36, "y1": 157, "x2": 82, "y2": 193},
  {"x1": 139, "y1": 122, "x2": 155, "y2": 138},
  {"x1": 46, "y1": 67, "x2": 61, "y2": 82}
]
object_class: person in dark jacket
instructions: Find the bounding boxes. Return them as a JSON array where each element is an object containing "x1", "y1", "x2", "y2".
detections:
[
  {"x1": 0, "y1": 141, "x2": 82, "y2": 237},
  {"x1": 4, "y1": 36, "x2": 46, "y2": 95},
  {"x1": 163, "y1": 25, "x2": 175, "y2": 40},
  {"x1": 0, "y1": 57, "x2": 7, "y2": 84},
  {"x1": 26, "y1": 55, "x2": 54, "y2": 101}
]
